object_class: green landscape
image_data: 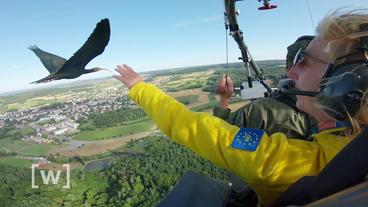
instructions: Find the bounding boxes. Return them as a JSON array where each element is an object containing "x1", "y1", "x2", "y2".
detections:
[
  {"x1": 0, "y1": 136, "x2": 228, "y2": 206},
  {"x1": 0, "y1": 137, "x2": 60, "y2": 156},
  {"x1": 74, "y1": 119, "x2": 154, "y2": 141},
  {"x1": 0, "y1": 61, "x2": 286, "y2": 206}
]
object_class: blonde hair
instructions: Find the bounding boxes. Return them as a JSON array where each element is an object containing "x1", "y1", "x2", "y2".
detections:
[
  {"x1": 348, "y1": 92, "x2": 368, "y2": 137},
  {"x1": 316, "y1": 8, "x2": 368, "y2": 63},
  {"x1": 316, "y1": 8, "x2": 368, "y2": 137}
]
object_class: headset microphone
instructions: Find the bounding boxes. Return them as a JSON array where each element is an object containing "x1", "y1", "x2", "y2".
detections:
[{"x1": 278, "y1": 78, "x2": 319, "y2": 97}]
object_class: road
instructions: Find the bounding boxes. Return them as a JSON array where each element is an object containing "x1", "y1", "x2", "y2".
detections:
[{"x1": 50, "y1": 130, "x2": 158, "y2": 157}]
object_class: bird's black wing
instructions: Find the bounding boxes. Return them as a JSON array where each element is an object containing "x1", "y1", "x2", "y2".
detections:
[
  {"x1": 58, "y1": 18, "x2": 110, "y2": 74},
  {"x1": 28, "y1": 45, "x2": 67, "y2": 74},
  {"x1": 30, "y1": 73, "x2": 62, "y2": 84}
]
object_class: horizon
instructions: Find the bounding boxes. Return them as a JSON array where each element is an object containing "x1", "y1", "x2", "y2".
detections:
[
  {"x1": 0, "y1": 59, "x2": 285, "y2": 96},
  {"x1": 1, "y1": 0, "x2": 365, "y2": 93}
]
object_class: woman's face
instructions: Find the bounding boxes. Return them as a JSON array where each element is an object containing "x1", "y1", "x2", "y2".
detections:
[{"x1": 286, "y1": 37, "x2": 330, "y2": 114}]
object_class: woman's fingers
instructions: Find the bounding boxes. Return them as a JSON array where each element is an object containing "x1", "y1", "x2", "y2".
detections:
[
  {"x1": 113, "y1": 75, "x2": 122, "y2": 81},
  {"x1": 123, "y1": 64, "x2": 134, "y2": 72},
  {"x1": 116, "y1": 64, "x2": 135, "y2": 75}
]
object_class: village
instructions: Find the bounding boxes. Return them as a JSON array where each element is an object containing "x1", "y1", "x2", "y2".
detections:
[{"x1": 0, "y1": 85, "x2": 135, "y2": 144}]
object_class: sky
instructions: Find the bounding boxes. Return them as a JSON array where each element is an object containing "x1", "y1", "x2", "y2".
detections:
[{"x1": 0, "y1": 0, "x2": 366, "y2": 94}]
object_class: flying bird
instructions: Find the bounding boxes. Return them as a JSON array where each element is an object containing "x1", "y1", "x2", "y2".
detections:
[{"x1": 29, "y1": 18, "x2": 111, "y2": 84}]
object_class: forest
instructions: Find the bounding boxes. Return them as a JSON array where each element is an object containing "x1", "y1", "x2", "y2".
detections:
[
  {"x1": 0, "y1": 135, "x2": 228, "y2": 206},
  {"x1": 106, "y1": 136, "x2": 227, "y2": 206},
  {"x1": 78, "y1": 108, "x2": 147, "y2": 129},
  {"x1": 90, "y1": 108, "x2": 147, "y2": 128}
]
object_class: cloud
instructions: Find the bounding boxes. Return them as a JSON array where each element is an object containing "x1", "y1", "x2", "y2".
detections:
[{"x1": 172, "y1": 15, "x2": 222, "y2": 28}]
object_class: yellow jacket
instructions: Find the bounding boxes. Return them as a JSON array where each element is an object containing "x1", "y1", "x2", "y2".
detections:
[{"x1": 128, "y1": 82, "x2": 352, "y2": 207}]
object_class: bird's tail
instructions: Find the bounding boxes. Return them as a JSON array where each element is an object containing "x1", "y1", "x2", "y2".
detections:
[{"x1": 28, "y1": 45, "x2": 40, "y2": 51}]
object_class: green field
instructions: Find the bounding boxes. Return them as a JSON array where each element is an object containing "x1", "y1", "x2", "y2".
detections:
[
  {"x1": 1, "y1": 137, "x2": 59, "y2": 156},
  {"x1": 0, "y1": 104, "x2": 7, "y2": 113},
  {"x1": 0, "y1": 137, "x2": 28, "y2": 153},
  {"x1": 176, "y1": 95, "x2": 199, "y2": 105},
  {"x1": 0, "y1": 137, "x2": 62, "y2": 168},
  {"x1": 73, "y1": 119, "x2": 154, "y2": 141},
  {"x1": 19, "y1": 144, "x2": 60, "y2": 156},
  {"x1": 20, "y1": 125, "x2": 35, "y2": 136},
  {"x1": 78, "y1": 116, "x2": 150, "y2": 131},
  {"x1": 7, "y1": 98, "x2": 61, "y2": 111},
  {"x1": 0, "y1": 157, "x2": 35, "y2": 168},
  {"x1": 191, "y1": 102, "x2": 218, "y2": 112}
]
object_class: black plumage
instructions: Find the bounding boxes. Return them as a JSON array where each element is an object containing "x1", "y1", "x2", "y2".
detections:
[{"x1": 29, "y1": 18, "x2": 110, "y2": 84}]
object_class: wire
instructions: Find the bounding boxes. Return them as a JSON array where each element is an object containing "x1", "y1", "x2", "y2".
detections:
[
  {"x1": 226, "y1": 27, "x2": 229, "y2": 85},
  {"x1": 224, "y1": 12, "x2": 229, "y2": 86},
  {"x1": 305, "y1": 0, "x2": 315, "y2": 31},
  {"x1": 225, "y1": 25, "x2": 229, "y2": 69}
]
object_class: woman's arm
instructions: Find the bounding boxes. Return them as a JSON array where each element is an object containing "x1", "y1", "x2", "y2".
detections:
[{"x1": 114, "y1": 64, "x2": 325, "y2": 186}]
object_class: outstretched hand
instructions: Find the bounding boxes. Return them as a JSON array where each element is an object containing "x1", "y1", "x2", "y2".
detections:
[{"x1": 113, "y1": 64, "x2": 143, "y2": 89}]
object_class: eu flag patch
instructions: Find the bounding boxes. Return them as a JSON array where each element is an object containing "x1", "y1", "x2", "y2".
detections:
[{"x1": 231, "y1": 128, "x2": 264, "y2": 151}]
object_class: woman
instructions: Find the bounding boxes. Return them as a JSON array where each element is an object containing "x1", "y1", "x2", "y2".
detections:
[{"x1": 114, "y1": 9, "x2": 368, "y2": 207}]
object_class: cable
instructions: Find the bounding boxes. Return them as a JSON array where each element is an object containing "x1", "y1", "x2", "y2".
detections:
[
  {"x1": 305, "y1": 0, "x2": 315, "y2": 31},
  {"x1": 224, "y1": 11, "x2": 229, "y2": 86},
  {"x1": 226, "y1": 23, "x2": 229, "y2": 70}
]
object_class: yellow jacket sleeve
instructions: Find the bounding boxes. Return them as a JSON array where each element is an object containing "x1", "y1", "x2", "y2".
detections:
[{"x1": 128, "y1": 82, "x2": 351, "y2": 206}]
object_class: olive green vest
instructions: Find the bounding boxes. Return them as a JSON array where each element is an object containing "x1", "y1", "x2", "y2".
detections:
[{"x1": 213, "y1": 97, "x2": 311, "y2": 140}]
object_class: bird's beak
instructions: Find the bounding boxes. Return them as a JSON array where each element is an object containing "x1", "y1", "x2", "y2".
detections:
[{"x1": 97, "y1": 67, "x2": 113, "y2": 74}]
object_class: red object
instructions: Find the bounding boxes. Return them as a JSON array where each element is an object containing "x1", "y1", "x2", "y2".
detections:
[
  {"x1": 258, "y1": 4, "x2": 277, "y2": 10},
  {"x1": 37, "y1": 162, "x2": 48, "y2": 168}
]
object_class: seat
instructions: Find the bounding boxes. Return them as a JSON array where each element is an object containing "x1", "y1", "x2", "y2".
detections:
[{"x1": 272, "y1": 126, "x2": 368, "y2": 206}]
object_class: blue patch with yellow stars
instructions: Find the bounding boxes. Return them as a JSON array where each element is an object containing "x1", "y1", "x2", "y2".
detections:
[{"x1": 231, "y1": 128, "x2": 264, "y2": 151}]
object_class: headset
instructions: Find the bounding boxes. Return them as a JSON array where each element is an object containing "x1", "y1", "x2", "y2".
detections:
[{"x1": 281, "y1": 23, "x2": 368, "y2": 120}]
